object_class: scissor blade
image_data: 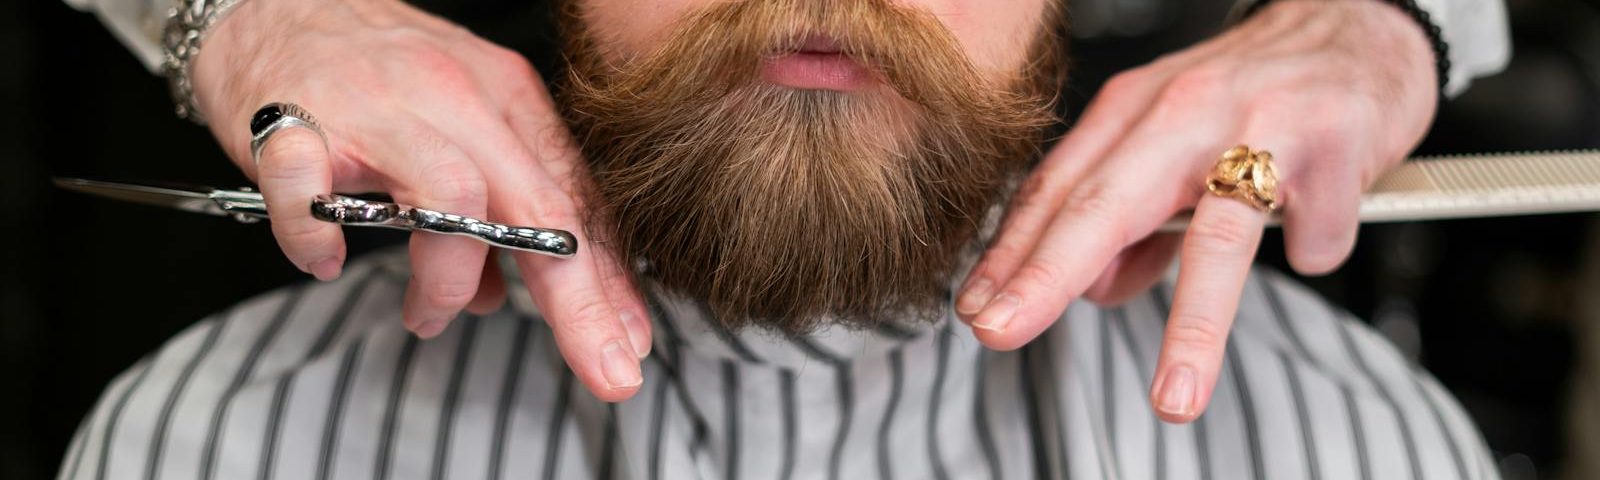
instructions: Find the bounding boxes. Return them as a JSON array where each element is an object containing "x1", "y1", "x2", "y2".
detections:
[{"x1": 53, "y1": 178, "x2": 229, "y2": 216}]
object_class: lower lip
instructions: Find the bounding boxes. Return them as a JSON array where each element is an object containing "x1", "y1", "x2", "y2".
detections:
[{"x1": 760, "y1": 52, "x2": 876, "y2": 91}]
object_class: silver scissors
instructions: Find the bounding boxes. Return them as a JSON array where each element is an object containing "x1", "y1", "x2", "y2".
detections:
[{"x1": 53, "y1": 178, "x2": 577, "y2": 258}]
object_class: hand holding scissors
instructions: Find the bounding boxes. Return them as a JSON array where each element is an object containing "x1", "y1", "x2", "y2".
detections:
[
  {"x1": 131, "y1": 0, "x2": 655, "y2": 403},
  {"x1": 53, "y1": 178, "x2": 578, "y2": 258}
]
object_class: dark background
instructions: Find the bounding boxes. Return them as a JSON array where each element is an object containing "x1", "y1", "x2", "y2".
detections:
[{"x1": 4, "y1": 0, "x2": 1599, "y2": 478}]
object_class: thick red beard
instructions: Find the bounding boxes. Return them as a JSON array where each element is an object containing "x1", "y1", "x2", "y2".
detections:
[{"x1": 558, "y1": 0, "x2": 1062, "y2": 334}]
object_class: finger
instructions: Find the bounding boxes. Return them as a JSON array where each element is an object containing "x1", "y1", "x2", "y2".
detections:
[
  {"x1": 483, "y1": 87, "x2": 646, "y2": 402},
  {"x1": 376, "y1": 126, "x2": 491, "y2": 338},
  {"x1": 1151, "y1": 185, "x2": 1270, "y2": 423},
  {"x1": 593, "y1": 236, "x2": 652, "y2": 358},
  {"x1": 953, "y1": 37, "x2": 1239, "y2": 317},
  {"x1": 466, "y1": 251, "x2": 508, "y2": 315},
  {"x1": 254, "y1": 126, "x2": 346, "y2": 281},
  {"x1": 404, "y1": 222, "x2": 489, "y2": 338},
  {"x1": 503, "y1": 84, "x2": 651, "y2": 355},
  {"x1": 515, "y1": 230, "x2": 646, "y2": 403},
  {"x1": 1083, "y1": 233, "x2": 1181, "y2": 306},
  {"x1": 503, "y1": 83, "x2": 590, "y2": 194},
  {"x1": 1279, "y1": 129, "x2": 1366, "y2": 276},
  {"x1": 1281, "y1": 169, "x2": 1359, "y2": 276},
  {"x1": 965, "y1": 110, "x2": 1229, "y2": 350},
  {"x1": 957, "y1": 67, "x2": 1171, "y2": 317}
]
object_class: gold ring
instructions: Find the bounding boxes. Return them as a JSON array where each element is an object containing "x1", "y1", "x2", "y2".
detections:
[{"x1": 1205, "y1": 145, "x2": 1279, "y2": 212}]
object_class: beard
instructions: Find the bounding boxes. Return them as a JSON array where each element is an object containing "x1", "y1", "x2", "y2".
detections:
[{"x1": 558, "y1": 0, "x2": 1062, "y2": 334}]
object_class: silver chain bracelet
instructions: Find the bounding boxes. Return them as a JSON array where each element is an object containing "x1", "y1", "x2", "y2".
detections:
[{"x1": 161, "y1": 0, "x2": 244, "y2": 124}]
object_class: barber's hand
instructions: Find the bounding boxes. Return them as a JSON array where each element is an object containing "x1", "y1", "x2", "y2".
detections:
[
  {"x1": 192, "y1": 0, "x2": 649, "y2": 401},
  {"x1": 955, "y1": 0, "x2": 1438, "y2": 422}
]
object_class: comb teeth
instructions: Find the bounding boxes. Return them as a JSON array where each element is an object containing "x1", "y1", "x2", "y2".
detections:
[
  {"x1": 1156, "y1": 149, "x2": 1600, "y2": 233},
  {"x1": 1372, "y1": 150, "x2": 1600, "y2": 193},
  {"x1": 1360, "y1": 150, "x2": 1600, "y2": 223}
]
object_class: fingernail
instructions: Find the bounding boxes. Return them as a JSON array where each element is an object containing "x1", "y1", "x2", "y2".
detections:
[
  {"x1": 601, "y1": 341, "x2": 643, "y2": 389},
  {"x1": 1156, "y1": 366, "x2": 1197, "y2": 418},
  {"x1": 956, "y1": 277, "x2": 995, "y2": 316},
  {"x1": 308, "y1": 258, "x2": 342, "y2": 281},
  {"x1": 972, "y1": 294, "x2": 1021, "y2": 332},
  {"x1": 620, "y1": 310, "x2": 651, "y2": 358}
]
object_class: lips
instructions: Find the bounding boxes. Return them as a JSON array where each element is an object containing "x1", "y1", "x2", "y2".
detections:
[{"x1": 760, "y1": 35, "x2": 875, "y2": 91}]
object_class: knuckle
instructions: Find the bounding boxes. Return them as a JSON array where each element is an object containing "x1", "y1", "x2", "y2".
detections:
[
  {"x1": 526, "y1": 186, "x2": 582, "y2": 227},
  {"x1": 404, "y1": 43, "x2": 468, "y2": 75},
  {"x1": 1187, "y1": 212, "x2": 1258, "y2": 254},
  {"x1": 257, "y1": 133, "x2": 325, "y2": 175},
  {"x1": 1166, "y1": 316, "x2": 1227, "y2": 350},
  {"x1": 1156, "y1": 64, "x2": 1230, "y2": 108},
  {"x1": 1060, "y1": 183, "x2": 1129, "y2": 242},
  {"x1": 506, "y1": 82, "x2": 560, "y2": 122},
  {"x1": 399, "y1": 123, "x2": 453, "y2": 157},
  {"x1": 403, "y1": 41, "x2": 460, "y2": 68},
  {"x1": 399, "y1": 45, "x2": 479, "y2": 96},
  {"x1": 570, "y1": 295, "x2": 613, "y2": 324},
  {"x1": 489, "y1": 46, "x2": 539, "y2": 80},
  {"x1": 419, "y1": 161, "x2": 489, "y2": 207},
  {"x1": 1010, "y1": 175, "x2": 1061, "y2": 214},
  {"x1": 1101, "y1": 68, "x2": 1151, "y2": 99},
  {"x1": 1312, "y1": 103, "x2": 1363, "y2": 144},
  {"x1": 423, "y1": 277, "x2": 479, "y2": 309},
  {"x1": 554, "y1": 291, "x2": 620, "y2": 337},
  {"x1": 536, "y1": 123, "x2": 582, "y2": 163},
  {"x1": 596, "y1": 265, "x2": 634, "y2": 293},
  {"x1": 1062, "y1": 183, "x2": 1118, "y2": 219},
  {"x1": 1013, "y1": 261, "x2": 1066, "y2": 291},
  {"x1": 1301, "y1": 134, "x2": 1351, "y2": 168}
]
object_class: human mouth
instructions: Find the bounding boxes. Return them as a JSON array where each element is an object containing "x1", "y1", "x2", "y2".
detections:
[{"x1": 760, "y1": 35, "x2": 876, "y2": 91}]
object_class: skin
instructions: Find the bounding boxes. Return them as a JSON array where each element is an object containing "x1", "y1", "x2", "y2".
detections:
[
  {"x1": 191, "y1": 0, "x2": 1049, "y2": 403},
  {"x1": 578, "y1": 0, "x2": 1047, "y2": 83},
  {"x1": 195, "y1": 0, "x2": 1438, "y2": 418},
  {"x1": 953, "y1": 0, "x2": 1438, "y2": 422},
  {"x1": 194, "y1": 0, "x2": 651, "y2": 402}
]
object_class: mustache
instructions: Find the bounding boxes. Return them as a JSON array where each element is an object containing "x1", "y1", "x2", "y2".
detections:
[
  {"x1": 565, "y1": 0, "x2": 1048, "y2": 121},
  {"x1": 557, "y1": 0, "x2": 1061, "y2": 328}
]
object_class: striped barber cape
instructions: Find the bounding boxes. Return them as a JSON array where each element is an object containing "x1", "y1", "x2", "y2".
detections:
[{"x1": 57, "y1": 247, "x2": 1497, "y2": 480}]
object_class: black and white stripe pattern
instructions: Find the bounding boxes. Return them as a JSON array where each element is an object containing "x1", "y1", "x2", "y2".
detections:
[{"x1": 60, "y1": 250, "x2": 1499, "y2": 480}]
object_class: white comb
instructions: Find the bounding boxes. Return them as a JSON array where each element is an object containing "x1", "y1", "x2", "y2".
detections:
[{"x1": 1158, "y1": 150, "x2": 1600, "y2": 232}]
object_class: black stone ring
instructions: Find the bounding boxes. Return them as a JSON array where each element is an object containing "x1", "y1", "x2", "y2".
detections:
[{"x1": 249, "y1": 102, "x2": 327, "y2": 165}]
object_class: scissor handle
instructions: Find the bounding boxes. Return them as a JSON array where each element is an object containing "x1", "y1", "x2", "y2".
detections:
[{"x1": 309, "y1": 194, "x2": 578, "y2": 258}]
